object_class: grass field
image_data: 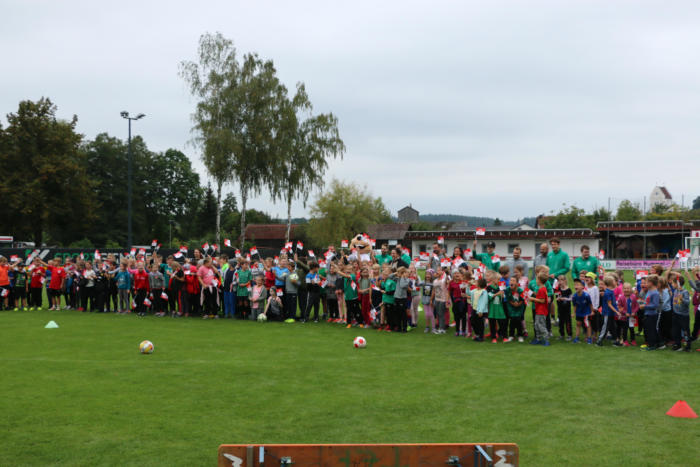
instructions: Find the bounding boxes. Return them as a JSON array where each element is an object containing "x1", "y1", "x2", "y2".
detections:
[{"x1": 0, "y1": 308, "x2": 698, "y2": 467}]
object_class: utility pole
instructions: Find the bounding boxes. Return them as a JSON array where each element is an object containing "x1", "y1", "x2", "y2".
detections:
[{"x1": 120, "y1": 111, "x2": 146, "y2": 250}]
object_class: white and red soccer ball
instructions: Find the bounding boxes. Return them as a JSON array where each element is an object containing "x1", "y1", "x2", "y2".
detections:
[
  {"x1": 139, "y1": 340, "x2": 154, "y2": 354},
  {"x1": 353, "y1": 336, "x2": 367, "y2": 348}
]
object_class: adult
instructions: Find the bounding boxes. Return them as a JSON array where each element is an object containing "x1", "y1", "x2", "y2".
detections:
[
  {"x1": 571, "y1": 245, "x2": 600, "y2": 280},
  {"x1": 396, "y1": 243, "x2": 412, "y2": 266},
  {"x1": 505, "y1": 246, "x2": 529, "y2": 279},
  {"x1": 428, "y1": 243, "x2": 443, "y2": 272},
  {"x1": 472, "y1": 239, "x2": 499, "y2": 272},
  {"x1": 390, "y1": 248, "x2": 408, "y2": 270},
  {"x1": 531, "y1": 243, "x2": 549, "y2": 279},
  {"x1": 375, "y1": 244, "x2": 392, "y2": 267},
  {"x1": 546, "y1": 237, "x2": 570, "y2": 280}
]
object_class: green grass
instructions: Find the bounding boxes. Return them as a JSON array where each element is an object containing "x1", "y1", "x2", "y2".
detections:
[{"x1": 0, "y1": 308, "x2": 698, "y2": 466}]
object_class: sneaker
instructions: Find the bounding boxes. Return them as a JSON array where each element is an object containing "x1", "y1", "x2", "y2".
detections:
[
  {"x1": 586, "y1": 338, "x2": 592, "y2": 345},
  {"x1": 491, "y1": 338, "x2": 498, "y2": 343},
  {"x1": 29, "y1": 307, "x2": 35, "y2": 311},
  {"x1": 455, "y1": 332, "x2": 461, "y2": 337},
  {"x1": 407, "y1": 326, "x2": 413, "y2": 332},
  {"x1": 673, "y1": 346, "x2": 682, "y2": 352},
  {"x1": 658, "y1": 345, "x2": 667, "y2": 350},
  {"x1": 596, "y1": 340, "x2": 603, "y2": 347},
  {"x1": 432, "y1": 329, "x2": 440, "y2": 334},
  {"x1": 346, "y1": 324, "x2": 352, "y2": 329},
  {"x1": 630, "y1": 341, "x2": 637, "y2": 346},
  {"x1": 506, "y1": 337, "x2": 514, "y2": 343},
  {"x1": 13, "y1": 307, "x2": 18, "y2": 311},
  {"x1": 572, "y1": 337, "x2": 580, "y2": 343},
  {"x1": 542, "y1": 341, "x2": 551, "y2": 347},
  {"x1": 641, "y1": 346, "x2": 656, "y2": 351},
  {"x1": 565, "y1": 336, "x2": 572, "y2": 341},
  {"x1": 613, "y1": 342, "x2": 622, "y2": 347},
  {"x1": 474, "y1": 337, "x2": 484, "y2": 342},
  {"x1": 424, "y1": 327, "x2": 430, "y2": 333},
  {"x1": 530, "y1": 339, "x2": 541, "y2": 345},
  {"x1": 518, "y1": 336, "x2": 524, "y2": 343}
]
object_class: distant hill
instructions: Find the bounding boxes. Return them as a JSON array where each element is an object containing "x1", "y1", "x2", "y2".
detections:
[{"x1": 417, "y1": 214, "x2": 537, "y2": 227}]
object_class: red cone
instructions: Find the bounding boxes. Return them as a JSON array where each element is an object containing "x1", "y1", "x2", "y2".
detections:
[{"x1": 666, "y1": 400, "x2": 698, "y2": 418}]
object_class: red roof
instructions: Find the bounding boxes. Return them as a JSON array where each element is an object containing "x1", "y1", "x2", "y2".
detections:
[
  {"x1": 659, "y1": 186, "x2": 672, "y2": 199},
  {"x1": 245, "y1": 224, "x2": 298, "y2": 240}
]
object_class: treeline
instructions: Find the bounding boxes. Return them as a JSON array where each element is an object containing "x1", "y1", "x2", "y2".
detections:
[{"x1": 0, "y1": 98, "x2": 275, "y2": 248}]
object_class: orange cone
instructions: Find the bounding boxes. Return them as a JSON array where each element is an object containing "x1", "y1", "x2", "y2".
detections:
[{"x1": 666, "y1": 400, "x2": 698, "y2": 419}]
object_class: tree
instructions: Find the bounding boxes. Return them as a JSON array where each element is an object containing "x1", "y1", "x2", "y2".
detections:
[
  {"x1": 615, "y1": 200, "x2": 643, "y2": 221},
  {"x1": 493, "y1": 218, "x2": 503, "y2": 226},
  {"x1": 693, "y1": 196, "x2": 700, "y2": 210},
  {"x1": 0, "y1": 98, "x2": 95, "y2": 245},
  {"x1": 270, "y1": 83, "x2": 345, "y2": 242},
  {"x1": 180, "y1": 32, "x2": 239, "y2": 247},
  {"x1": 541, "y1": 206, "x2": 591, "y2": 229},
  {"x1": 306, "y1": 179, "x2": 392, "y2": 248},
  {"x1": 180, "y1": 32, "x2": 288, "y2": 247}
]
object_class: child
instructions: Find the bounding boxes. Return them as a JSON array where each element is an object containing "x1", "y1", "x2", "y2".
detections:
[
  {"x1": 263, "y1": 286, "x2": 283, "y2": 321},
  {"x1": 149, "y1": 263, "x2": 166, "y2": 317},
  {"x1": 115, "y1": 262, "x2": 131, "y2": 313},
  {"x1": 683, "y1": 267, "x2": 700, "y2": 342},
  {"x1": 658, "y1": 277, "x2": 673, "y2": 346},
  {"x1": 357, "y1": 267, "x2": 372, "y2": 327},
  {"x1": 671, "y1": 275, "x2": 691, "y2": 352},
  {"x1": 640, "y1": 274, "x2": 661, "y2": 351},
  {"x1": 338, "y1": 264, "x2": 361, "y2": 328},
  {"x1": 421, "y1": 269, "x2": 436, "y2": 333},
  {"x1": 505, "y1": 278, "x2": 525, "y2": 342},
  {"x1": 236, "y1": 261, "x2": 252, "y2": 320},
  {"x1": 597, "y1": 276, "x2": 621, "y2": 346},
  {"x1": 556, "y1": 275, "x2": 573, "y2": 340},
  {"x1": 393, "y1": 267, "x2": 410, "y2": 332},
  {"x1": 469, "y1": 278, "x2": 489, "y2": 341},
  {"x1": 572, "y1": 278, "x2": 593, "y2": 343},
  {"x1": 12, "y1": 262, "x2": 28, "y2": 311},
  {"x1": 448, "y1": 271, "x2": 468, "y2": 337},
  {"x1": 584, "y1": 272, "x2": 600, "y2": 337},
  {"x1": 408, "y1": 265, "x2": 422, "y2": 328},
  {"x1": 250, "y1": 275, "x2": 267, "y2": 321},
  {"x1": 431, "y1": 269, "x2": 449, "y2": 334},
  {"x1": 616, "y1": 283, "x2": 639, "y2": 346},
  {"x1": 530, "y1": 272, "x2": 550, "y2": 346},
  {"x1": 303, "y1": 262, "x2": 322, "y2": 323},
  {"x1": 130, "y1": 261, "x2": 150, "y2": 317},
  {"x1": 223, "y1": 260, "x2": 237, "y2": 318},
  {"x1": 380, "y1": 269, "x2": 396, "y2": 331},
  {"x1": 486, "y1": 270, "x2": 507, "y2": 343}
]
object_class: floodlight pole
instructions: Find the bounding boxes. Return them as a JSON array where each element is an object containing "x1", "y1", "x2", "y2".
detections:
[{"x1": 121, "y1": 111, "x2": 145, "y2": 250}]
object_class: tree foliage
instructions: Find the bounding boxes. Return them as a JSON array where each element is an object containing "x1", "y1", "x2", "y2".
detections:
[
  {"x1": 615, "y1": 200, "x2": 643, "y2": 221},
  {"x1": 0, "y1": 98, "x2": 95, "y2": 246},
  {"x1": 306, "y1": 179, "x2": 392, "y2": 247}
]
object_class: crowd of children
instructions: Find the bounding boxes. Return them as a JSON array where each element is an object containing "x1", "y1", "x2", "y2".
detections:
[{"x1": 0, "y1": 236, "x2": 698, "y2": 352}]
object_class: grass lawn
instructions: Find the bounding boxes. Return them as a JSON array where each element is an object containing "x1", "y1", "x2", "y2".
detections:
[{"x1": 0, "y1": 308, "x2": 698, "y2": 466}]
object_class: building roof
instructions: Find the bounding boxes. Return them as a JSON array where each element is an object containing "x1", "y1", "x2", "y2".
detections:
[
  {"x1": 597, "y1": 220, "x2": 699, "y2": 232},
  {"x1": 658, "y1": 186, "x2": 672, "y2": 199},
  {"x1": 244, "y1": 224, "x2": 299, "y2": 240},
  {"x1": 406, "y1": 228, "x2": 597, "y2": 241},
  {"x1": 398, "y1": 205, "x2": 419, "y2": 214},
  {"x1": 367, "y1": 223, "x2": 411, "y2": 240}
]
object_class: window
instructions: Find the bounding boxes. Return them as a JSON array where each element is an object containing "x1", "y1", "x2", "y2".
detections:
[
  {"x1": 508, "y1": 243, "x2": 520, "y2": 253},
  {"x1": 418, "y1": 244, "x2": 427, "y2": 252}
]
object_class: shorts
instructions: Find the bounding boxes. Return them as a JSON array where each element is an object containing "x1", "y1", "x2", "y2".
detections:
[
  {"x1": 576, "y1": 316, "x2": 589, "y2": 326},
  {"x1": 14, "y1": 287, "x2": 26, "y2": 299}
]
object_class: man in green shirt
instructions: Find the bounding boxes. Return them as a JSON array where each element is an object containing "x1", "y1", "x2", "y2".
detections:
[
  {"x1": 546, "y1": 237, "x2": 570, "y2": 279},
  {"x1": 472, "y1": 239, "x2": 499, "y2": 272},
  {"x1": 571, "y1": 245, "x2": 600, "y2": 281},
  {"x1": 375, "y1": 244, "x2": 392, "y2": 267}
]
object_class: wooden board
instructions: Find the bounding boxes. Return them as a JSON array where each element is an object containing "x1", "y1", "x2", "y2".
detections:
[{"x1": 218, "y1": 443, "x2": 519, "y2": 467}]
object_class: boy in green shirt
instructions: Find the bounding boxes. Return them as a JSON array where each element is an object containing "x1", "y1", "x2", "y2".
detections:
[
  {"x1": 236, "y1": 261, "x2": 252, "y2": 320},
  {"x1": 380, "y1": 270, "x2": 396, "y2": 331},
  {"x1": 486, "y1": 270, "x2": 507, "y2": 342},
  {"x1": 505, "y1": 279, "x2": 526, "y2": 342}
]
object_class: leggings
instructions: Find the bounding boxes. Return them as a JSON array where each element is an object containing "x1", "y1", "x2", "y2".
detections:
[
  {"x1": 134, "y1": 288, "x2": 147, "y2": 315},
  {"x1": 304, "y1": 291, "x2": 321, "y2": 321},
  {"x1": 672, "y1": 313, "x2": 690, "y2": 348},
  {"x1": 409, "y1": 296, "x2": 420, "y2": 326},
  {"x1": 359, "y1": 292, "x2": 371, "y2": 325},
  {"x1": 644, "y1": 314, "x2": 660, "y2": 348},
  {"x1": 30, "y1": 287, "x2": 43, "y2": 308},
  {"x1": 118, "y1": 289, "x2": 130, "y2": 311},
  {"x1": 617, "y1": 319, "x2": 635, "y2": 342},
  {"x1": 492, "y1": 318, "x2": 507, "y2": 339},
  {"x1": 236, "y1": 296, "x2": 250, "y2": 319},
  {"x1": 346, "y1": 298, "x2": 361, "y2": 324},
  {"x1": 423, "y1": 302, "x2": 435, "y2": 330},
  {"x1": 202, "y1": 287, "x2": 218, "y2": 316},
  {"x1": 597, "y1": 315, "x2": 616, "y2": 343},
  {"x1": 326, "y1": 298, "x2": 339, "y2": 319},
  {"x1": 453, "y1": 300, "x2": 467, "y2": 333},
  {"x1": 471, "y1": 313, "x2": 485, "y2": 338},
  {"x1": 508, "y1": 315, "x2": 524, "y2": 337},
  {"x1": 394, "y1": 298, "x2": 407, "y2": 332},
  {"x1": 558, "y1": 308, "x2": 572, "y2": 337},
  {"x1": 434, "y1": 301, "x2": 447, "y2": 330}
]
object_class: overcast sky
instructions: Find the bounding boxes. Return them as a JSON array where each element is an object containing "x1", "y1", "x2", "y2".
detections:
[{"x1": 3, "y1": 0, "x2": 698, "y2": 220}]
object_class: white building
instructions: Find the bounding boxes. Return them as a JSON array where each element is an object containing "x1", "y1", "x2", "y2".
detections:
[{"x1": 650, "y1": 186, "x2": 673, "y2": 209}]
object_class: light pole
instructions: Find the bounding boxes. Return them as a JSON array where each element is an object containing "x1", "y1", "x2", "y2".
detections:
[{"x1": 120, "y1": 111, "x2": 145, "y2": 250}]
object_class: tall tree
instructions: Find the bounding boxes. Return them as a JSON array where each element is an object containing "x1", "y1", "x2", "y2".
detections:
[
  {"x1": 693, "y1": 196, "x2": 700, "y2": 210},
  {"x1": 270, "y1": 83, "x2": 345, "y2": 242},
  {"x1": 180, "y1": 32, "x2": 238, "y2": 247},
  {"x1": 306, "y1": 179, "x2": 392, "y2": 248},
  {"x1": 615, "y1": 200, "x2": 643, "y2": 221},
  {"x1": 0, "y1": 98, "x2": 95, "y2": 245}
]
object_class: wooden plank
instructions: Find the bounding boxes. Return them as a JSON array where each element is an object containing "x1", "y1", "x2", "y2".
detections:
[{"x1": 218, "y1": 443, "x2": 519, "y2": 467}]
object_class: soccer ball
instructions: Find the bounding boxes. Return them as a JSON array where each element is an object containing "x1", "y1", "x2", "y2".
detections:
[
  {"x1": 353, "y1": 336, "x2": 367, "y2": 348},
  {"x1": 289, "y1": 272, "x2": 299, "y2": 282},
  {"x1": 139, "y1": 340, "x2": 154, "y2": 354},
  {"x1": 257, "y1": 313, "x2": 267, "y2": 322}
]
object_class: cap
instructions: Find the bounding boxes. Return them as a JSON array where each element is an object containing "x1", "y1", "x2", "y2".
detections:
[
  {"x1": 486, "y1": 241, "x2": 496, "y2": 248},
  {"x1": 585, "y1": 272, "x2": 597, "y2": 280}
]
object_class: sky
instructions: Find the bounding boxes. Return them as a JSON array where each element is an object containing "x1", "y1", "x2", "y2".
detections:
[{"x1": 2, "y1": 0, "x2": 698, "y2": 220}]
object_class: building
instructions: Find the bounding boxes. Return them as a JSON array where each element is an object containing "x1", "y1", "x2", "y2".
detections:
[
  {"x1": 650, "y1": 186, "x2": 673, "y2": 209},
  {"x1": 405, "y1": 228, "x2": 599, "y2": 259},
  {"x1": 366, "y1": 223, "x2": 411, "y2": 247},
  {"x1": 597, "y1": 220, "x2": 700, "y2": 259},
  {"x1": 244, "y1": 224, "x2": 300, "y2": 250},
  {"x1": 397, "y1": 205, "x2": 419, "y2": 223}
]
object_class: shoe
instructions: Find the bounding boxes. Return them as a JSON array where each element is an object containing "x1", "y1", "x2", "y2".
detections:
[
  {"x1": 572, "y1": 337, "x2": 580, "y2": 343},
  {"x1": 432, "y1": 329, "x2": 439, "y2": 334},
  {"x1": 455, "y1": 332, "x2": 461, "y2": 337},
  {"x1": 23, "y1": 307, "x2": 28, "y2": 311},
  {"x1": 642, "y1": 346, "x2": 656, "y2": 351},
  {"x1": 13, "y1": 307, "x2": 18, "y2": 311},
  {"x1": 586, "y1": 338, "x2": 592, "y2": 344},
  {"x1": 424, "y1": 327, "x2": 430, "y2": 333},
  {"x1": 518, "y1": 337, "x2": 524, "y2": 343},
  {"x1": 29, "y1": 307, "x2": 35, "y2": 311},
  {"x1": 530, "y1": 339, "x2": 541, "y2": 345},
  {"x1": 565, "y1": 336, "x2": 572, "y2": 341},
  {"x1": 523, "y1": 331, "x2": 529, "y2": 338},
  {"x1": 542, "y1": 341, "x2": 551, "y2": 347},
  {"x1": 658, "y1": 345, "x2": 667, "y2": 350},
  {"x1": 475, "y1": 337, "x2": 484, "y2": 342},
  {"x1": 346, "y1": 324, "x2": 352, "y2": 328},
  {"x1": 407, "y1": 326, "x2": 413, "y2": 331},
  {"x1": 613, "y1": 342, "x2": 622, "y2": 347},
  {"x1": 506, "y1": 337, "x2": 514, "y2": 343},
  {"x1": 630, "y1": 341, "x2": 637, "y2": 346},
  {"x1": 491, "y1": 338, "x2": 498, "y2": 343},
  {"x1": 673, "y1": 346, "x2": 682, "y2": 352},
  {"x1": 596, "y1": 341, "x2": 603, "y2": 347}
]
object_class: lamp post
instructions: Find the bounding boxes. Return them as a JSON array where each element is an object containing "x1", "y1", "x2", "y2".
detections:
[{"x1": 120, "y1": 111, "x2": 145, "y2": 250}]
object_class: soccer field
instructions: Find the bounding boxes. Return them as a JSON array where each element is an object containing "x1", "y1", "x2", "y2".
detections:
[{"x1": 0, "y1": 310, "x2": 698, "y2": 466}]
